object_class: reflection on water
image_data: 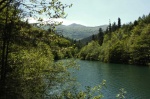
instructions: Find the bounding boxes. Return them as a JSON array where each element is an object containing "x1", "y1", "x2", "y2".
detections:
[{"x1": 71, "y1": 59, "x2": 150, "y2": 99}]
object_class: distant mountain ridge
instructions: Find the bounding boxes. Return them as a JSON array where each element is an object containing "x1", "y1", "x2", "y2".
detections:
[
  {"x1": 31, "y1": 23, "x2": 108, "y2": 40},
  {"x1": 55, "y1": 23, "x2": 108, "y2": 40}
]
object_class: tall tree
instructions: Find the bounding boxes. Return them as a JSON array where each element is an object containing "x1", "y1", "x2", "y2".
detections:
[
  {"x1": 98, "y1": 28, "x2": 104, "y2": 46},
  {"x1": 92, "y1": 34, "x2": 96, "y2": 41},
  {"x1": 108, "y1": 20, "x2": 112, "y2": 39},
  {"x1": 112, "y1": 22, "x2": 117, "y2": 32},
  {"x1": 0, "y1": 2, "x2": 17, "y2": 96},
  {"x1": 109, "y1": 19, "x2": 112, "y2": 32},
  {"x1": 118, "y1": 17, "x2": 121, "y2": 28}
]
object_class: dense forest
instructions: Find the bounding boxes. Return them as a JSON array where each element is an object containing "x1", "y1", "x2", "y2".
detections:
[{"x1": 78, "y1": 14, "x2": 150, "y2": 66}]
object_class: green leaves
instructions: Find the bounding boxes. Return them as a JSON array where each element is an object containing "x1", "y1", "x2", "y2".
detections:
[
  {"x1": 129, "y1": 24, "x2": 150, "y2": 65},
  {"x1": 78, "y1": 41, "x2": 101, "y2": 60},
  {"x1": 78, "y1": 14, "x2": 150, "y2": 66}
]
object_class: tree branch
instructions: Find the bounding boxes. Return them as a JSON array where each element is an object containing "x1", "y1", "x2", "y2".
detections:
[{"x1": 0, "y1": 0, "x2": 12, "y2": 12}]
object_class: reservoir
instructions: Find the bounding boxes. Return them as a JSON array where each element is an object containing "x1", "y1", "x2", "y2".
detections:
[{"x1": 70, "y1": 59, "x2": 150, "y2": 99}]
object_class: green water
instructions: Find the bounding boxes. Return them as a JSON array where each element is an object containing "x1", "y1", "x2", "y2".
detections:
[{"x1": 72, "y1": 59, "x2": 150, "y2": 99}]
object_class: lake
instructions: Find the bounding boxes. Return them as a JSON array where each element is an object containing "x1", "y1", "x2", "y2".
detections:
[{"x1": 69, "y1": 59, "x2": 150, "y2": 99}]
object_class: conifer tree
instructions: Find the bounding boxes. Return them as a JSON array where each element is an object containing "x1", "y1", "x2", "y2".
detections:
[
  {"x1": 98, "y1": 28, "x2": 104, "y2": 46},
  {"x1": 108, "y1": 20, "x2": 112, "y2": 39},
  {"x1": 118, "y1": 17, "x2": 121, "y2": 28},
  {"x1": 112, "y1": 22, "x2": 117, "y2": 32},
  {"x1": 109, "y1": 19, "x2": 112, "y2": 32},
  {"x1": 92, "y1": 34, "x2": 96, "y2": 40}
]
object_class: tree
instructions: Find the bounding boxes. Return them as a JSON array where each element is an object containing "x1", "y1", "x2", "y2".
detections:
[
  {"x1": 109, "y1": 42, "x2": 129, "y2": 63},
  {"x1": 78, "y1": 41, "x2": 101, "y2": 60},
  {"x1": 92, "y1": 34, "x2": 96, "y2": 41},
  {"x1": 0, "y1": 3, "x2": 19, "y2": 96},
  {"x1": 108, "y1": 20, "x2": 112, "y2": 39},
  {"x1": 129, "y1": 24, "x2": 150, "y2": 65},
  {"x1": 118, "y1": 17, "x2": 121, "y2": 28},
  {"x1": 0, "y1": 0, "x2": 12, "y2": 11},
  {"x1": 133, "y1": 20, "x2": 138, "y2": 26},
  {"x1": 105, "y1": 27, "x2": 109, "y2": 34},
  {"x1": 98, "y1": 28, "x2": 104, "y2": 46},
  {"x1": 109, "y1": 20, "x2": 112, "y2": 32},
  {"x1": 112, "y1": 22, "x2": 117, "y2": 32}
]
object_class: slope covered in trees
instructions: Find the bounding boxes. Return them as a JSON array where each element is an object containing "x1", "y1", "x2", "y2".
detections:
[
  {"x1": 0, "y1": 0, "x2": 79, "y2": 98},
  {"x1": 0, "y1": 17, "x2": 78, "y2": 99},
  {"x1": 78, "y1": 14, "x2": 150, "y2": 66}
]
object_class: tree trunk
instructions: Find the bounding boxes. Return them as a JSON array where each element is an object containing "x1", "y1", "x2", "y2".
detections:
[{"x1": 0, "y1": 2, "x2": 9, "y2": 97}]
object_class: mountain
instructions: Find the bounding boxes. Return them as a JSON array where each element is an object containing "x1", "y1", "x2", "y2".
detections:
[
  {"x1": 31, "y1": 23, "x2": 108, "y2": 40},
  {"x1": 55, "y1": 23, "x2": 108, "y2": 40}
]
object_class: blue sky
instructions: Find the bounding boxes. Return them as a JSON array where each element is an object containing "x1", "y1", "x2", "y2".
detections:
[{"x1": 60, "y1": 0, "x2": 150, "y2": 26}]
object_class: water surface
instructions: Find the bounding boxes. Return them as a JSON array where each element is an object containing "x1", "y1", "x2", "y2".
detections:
[{"x1": 71, "y1": 59, "x2": 150, "y2": 99}]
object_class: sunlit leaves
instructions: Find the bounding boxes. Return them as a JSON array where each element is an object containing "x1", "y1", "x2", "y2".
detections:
[
  {"x1": 129, "y1": 24, "x2": 150, "y2": 65},
  {"x1": 78, "y1": 14, "x2": 150, "y2": 66},
  {"x1": 78, "y1": 41, "x2": 101, "y2": 60}
]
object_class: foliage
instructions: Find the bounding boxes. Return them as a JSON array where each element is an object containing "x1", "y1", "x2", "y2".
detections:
[
  {"x1": 109, "y1": 42, "x2": 129, "y2": 64},
  {"x1": 8, "y1": 42, "x2": 54, "y2": 98},
  {"x1": 0, "y1": 20, "x2": 77, "y2": 98},
  {"x1": 97, "y1": 28, "x2": 104, "y2": 46},
  {"x1": 47, "y1": 33, "x2": 76, "y2": 60},
  {"x1": 78, "y1": 14, "x2": 150, "y2": 66},
  {"x1": 0, "y1": 0, "x2": 76, "y2": 98},
  {"x1": 78, "y1": 41, "x2": 101, "y2": 60},
  {"x1": 58, "y1": 80, "x2": 106, "y2": 99},
  {"x1": 129, "y1": 24, "x2": 150, "y2": 65}
]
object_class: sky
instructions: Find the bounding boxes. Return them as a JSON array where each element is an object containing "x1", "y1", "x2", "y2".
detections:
[{"x1": 57, "y1": 0, "x2": 150, "y2": 26}]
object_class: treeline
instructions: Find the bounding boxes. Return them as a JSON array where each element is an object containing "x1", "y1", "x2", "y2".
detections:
[{"x1": 78, "y1": 14, "x2": 150, "y2": 66}]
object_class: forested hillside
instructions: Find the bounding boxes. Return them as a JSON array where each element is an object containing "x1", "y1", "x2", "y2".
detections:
[
  {"x1": 78, "y1": 15, "x2": 150, "y2": 66},
  {"x1": 40, "y1": 23, "x2": 107, "y2": 40},
  {"x1": 0, "y1": 1, "x2": 79, "y2": 98},
  {"x1": 0, "y1": 16, "x2": 77, "y2": 99}
]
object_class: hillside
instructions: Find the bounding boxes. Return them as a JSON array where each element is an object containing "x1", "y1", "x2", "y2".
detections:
[
  {"x1": 55, "y1": 23, "x2": 108, "y2": 40},
  {"x1": 31, "y1": 23, "x2": 108, "y2": 40},
  {"x1": 78, "y1": 14, "x2": 150, "y2": 66}
]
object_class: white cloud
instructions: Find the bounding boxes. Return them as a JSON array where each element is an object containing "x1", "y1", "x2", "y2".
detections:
[
  {"x1": 26, "y1": 17, "x2": 81, "y2": 25},
  {"x1": 53, "y1": 18, "x2": 78, "y2": 25},
  {"x1": 26, "y1": 17, "x2": 38, "y2": 23}
]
